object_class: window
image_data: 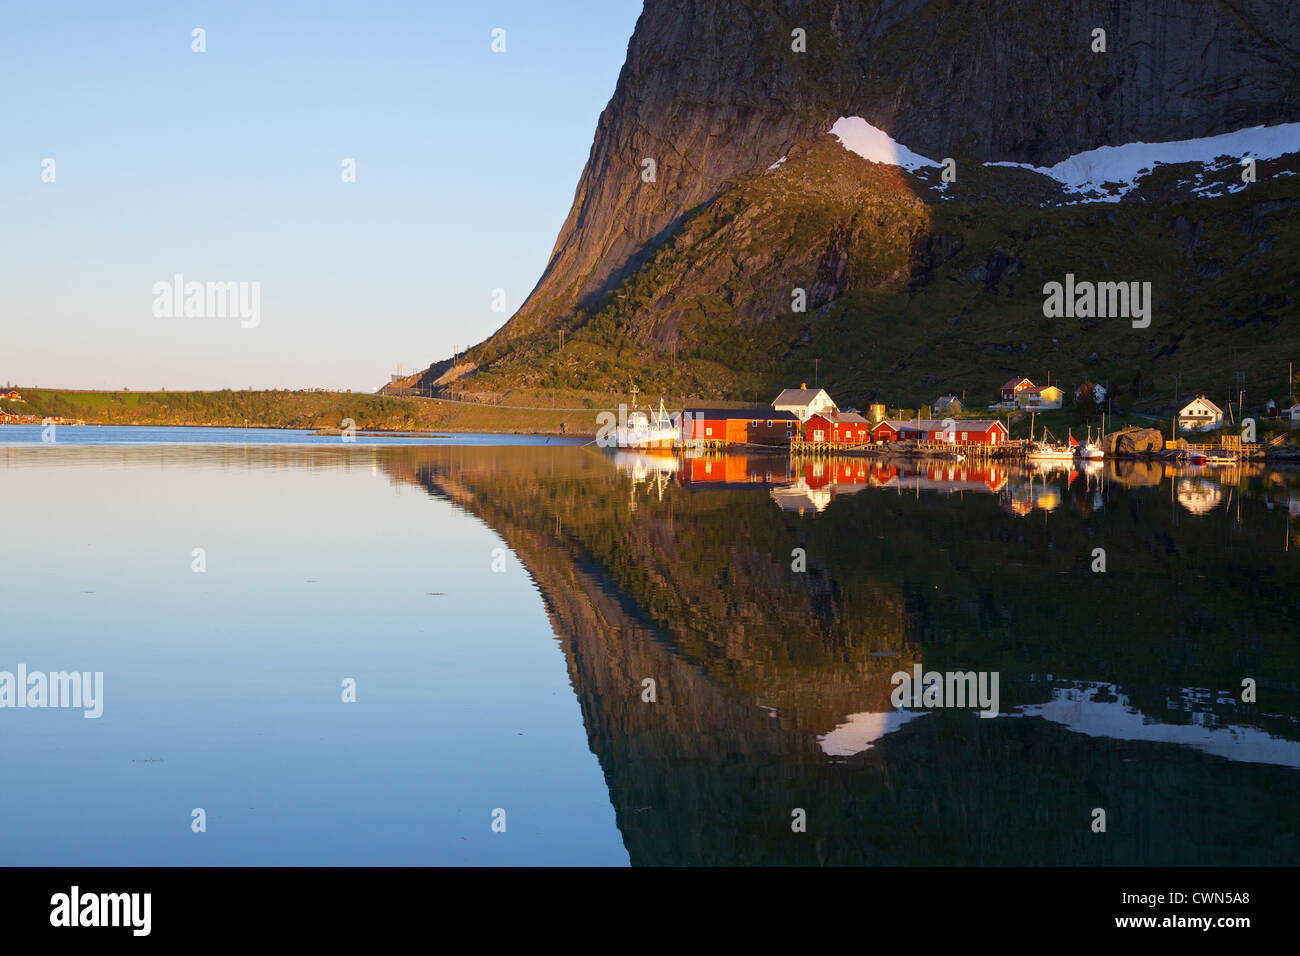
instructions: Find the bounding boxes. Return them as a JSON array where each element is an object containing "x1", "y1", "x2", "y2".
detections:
[
  {"x1": 751, "y1": 419, "x2": 758, "y2": 426},
  {"x1": 961, "y1": 432, "x2": 968, "y2": 441},
  {"x1": 705, "y1": 426, "x2": 713, "y2": 436}
]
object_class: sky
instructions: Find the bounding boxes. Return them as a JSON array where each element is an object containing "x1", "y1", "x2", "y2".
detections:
[{"x1": 0, "y1": 1, "x2": 644, "y2": 392}]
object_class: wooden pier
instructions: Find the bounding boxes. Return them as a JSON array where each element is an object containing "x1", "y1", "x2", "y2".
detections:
[{"x1": 789, "y1": 438, "x2": 1022, "y2": 460}]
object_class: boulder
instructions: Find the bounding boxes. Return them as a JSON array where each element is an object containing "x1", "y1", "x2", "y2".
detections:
[{"x1": 1102, "y1": 427, "x2": 1165, "y2": 456}]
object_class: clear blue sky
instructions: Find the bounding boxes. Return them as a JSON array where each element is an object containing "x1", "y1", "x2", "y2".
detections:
[{"x1": 1, "y1": 1, "x2": 643, "y2": 392}]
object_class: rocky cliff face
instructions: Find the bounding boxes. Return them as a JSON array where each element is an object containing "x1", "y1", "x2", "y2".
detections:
[{"x1": 488, "y1": 0, "x2": 1300, "y2": 346}]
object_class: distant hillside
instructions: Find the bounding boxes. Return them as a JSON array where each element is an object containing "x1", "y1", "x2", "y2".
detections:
[{"x1": 2, "y1": 388, "x2": 605, "y2": 435}]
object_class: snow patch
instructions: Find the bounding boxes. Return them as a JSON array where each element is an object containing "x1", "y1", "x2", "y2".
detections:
[
  {"x1": 829, "y1": 116, "x2": 940, "y2": 172},
  {"x1": 828, "y1": 116, "x2": 1300, "y2": 204},
  {"x1": 990, "y1": 122, "x2": 1300, "y2": 200}
]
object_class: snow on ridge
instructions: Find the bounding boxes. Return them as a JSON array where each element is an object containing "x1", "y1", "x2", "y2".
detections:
[
  {"x1": 827, "y1": 115, "x2": 1300, "y2": 203},
  {"x1": 989, "y1": 122, "x2": 1300, "y2": 199},
  {"x1": 829, "y1": 116, "x2": 940, "y2": 172}
]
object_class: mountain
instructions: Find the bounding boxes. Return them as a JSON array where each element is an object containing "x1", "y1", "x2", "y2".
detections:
[{"x1": 409, "y1": 0, "x2": 1300, "y2": 407}]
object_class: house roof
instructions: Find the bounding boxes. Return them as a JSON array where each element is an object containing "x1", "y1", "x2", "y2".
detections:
[
  {"x1": 934, "y1": 395, "x2": 960, "y2": 404},
  {"x1": 1001, "y1": 377, "x2": 1035, "y2": 390},
  {"x1": 810, "y1": 411, "x2": 870, "y2": 424},
  {"x1": 879, "y1": 419, "x2": 950, "y2": 430},
  {"x1": 878, "y1": 419, "x2": 1007, "y2": 432},
  {"x1": 677, "y1": 408, "x2": 799, "y2": 421},
  {"x1": 1178, "y1": 395, "x2": 1223, "y2": 414},
  {"x1": 676, "y1": 408, "x2": 746, "y2": 420},
  {"x1": 771, "y1": 387, "x2": 836, "y2": 408}
]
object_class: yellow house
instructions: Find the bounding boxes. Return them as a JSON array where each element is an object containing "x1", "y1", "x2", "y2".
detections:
[{"x1": 1017, "y1": 385, "x2": 1064, "y2": 409}]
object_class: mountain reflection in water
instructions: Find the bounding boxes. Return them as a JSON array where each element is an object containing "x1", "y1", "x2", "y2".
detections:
[
  {"x1": 8, "y1": 442, "x2": 1292, "y2": 866},
  {"x1": 383, "y1": 445, "x2": 1300, "y2": 865}
]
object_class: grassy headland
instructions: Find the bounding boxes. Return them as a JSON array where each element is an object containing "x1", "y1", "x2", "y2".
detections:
[{"x1": 0, "y1": 387, "x2": 752, "y2": 436}]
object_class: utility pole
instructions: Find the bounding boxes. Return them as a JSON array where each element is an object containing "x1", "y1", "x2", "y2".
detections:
[{"x1": 815, "y1": 358, "x2": 819, "y2": 387}]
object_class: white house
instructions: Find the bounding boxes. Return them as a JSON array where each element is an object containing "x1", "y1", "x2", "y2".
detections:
[
  {"x1": 1075, "y1": 381, "x2": 1106, "y2": 405},
  {"x1": 1178, "y1": 395, "x2": 1224, "y2": 432},
  {"x1": 772, "y1": 385, "x2": 838, "y2": 422},
  {"x1": 1287, "y1": 402, "x2": 1300, "y2": 427}
]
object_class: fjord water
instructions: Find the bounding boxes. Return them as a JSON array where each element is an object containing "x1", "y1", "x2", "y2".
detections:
[{"x1": 2, "y1": 439, "x2": 1297, "y2": 865}]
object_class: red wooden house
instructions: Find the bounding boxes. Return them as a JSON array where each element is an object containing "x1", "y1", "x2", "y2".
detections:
[
  {"x1": 804, "y1": 411, "x2": 872, "y2": 444},
  {"x1": 1000, "y1": 377, "x2": 1036, "y2": 405},
  {"x1": 872, "y1": 419, "x2": 1008, "y2": 445},
  {"x1": 677, "y1": 408, "x2": 799, "y2": 446}
]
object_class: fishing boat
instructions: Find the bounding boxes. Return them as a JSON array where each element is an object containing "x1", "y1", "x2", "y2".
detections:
[
  {"x1": 614, "y1": 398, "x2": 678, "y2": 448},
  {"x1": 1079, "y1": 425, "x2": 1104, "y2": 460},
  {"x1": 1025, "y1": 420, "x2": 1078, "y2": 462}
]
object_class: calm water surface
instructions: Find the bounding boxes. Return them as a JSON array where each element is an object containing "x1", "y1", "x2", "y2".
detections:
[
  {"x1": 0, "y1": 423, "x2": 580, "y2": 446},
  {"x1": 2, "y1": 433, "x2": 1298, "y2": 865}
]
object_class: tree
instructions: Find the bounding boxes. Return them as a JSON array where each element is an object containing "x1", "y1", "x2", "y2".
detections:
[{"x1": 1076, "y1": 387, "x2": 1098, "y2": 423}]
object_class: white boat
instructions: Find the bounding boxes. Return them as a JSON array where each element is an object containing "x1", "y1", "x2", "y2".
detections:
[
  {"x1": 614, "y1": 399, "x2": 678, "y2": 448},
  {"x1": 1026, "y1": 426, "x2": 1078, "y2": 461},
  {"x1": 1079, "y1": 426, "x2": 1104, "y2": 460}
]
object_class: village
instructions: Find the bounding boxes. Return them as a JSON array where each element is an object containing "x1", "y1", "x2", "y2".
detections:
[
  {"x1": 0, "y1": 390, "x2": 85, "y2": 426},
  {"x1": 611, "y1": 376, "x2": 1300, "y2": 464}
]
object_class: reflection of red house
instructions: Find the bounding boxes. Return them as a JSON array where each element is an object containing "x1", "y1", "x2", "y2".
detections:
[
  {"x1": 805, "y1": 411, "x2": 872, "y2": 444},
  {"x1": 678, "y1": 454, "x2": 793, "y2": 487}
]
